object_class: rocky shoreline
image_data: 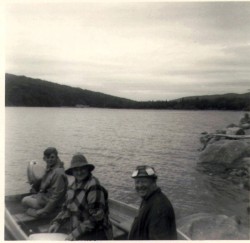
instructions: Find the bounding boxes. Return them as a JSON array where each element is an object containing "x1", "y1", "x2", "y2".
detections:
[
  {"x1": 178, "y1": 116, "x2": 250, "y2": 240},
  {"x1": 198, "y1": 125, "x2": 250, "y2": 190}
]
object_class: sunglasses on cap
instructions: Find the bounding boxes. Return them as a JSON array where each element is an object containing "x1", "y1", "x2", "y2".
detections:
[{"x1": 132, "y1": 166, "x2": 156, "y2": 177}]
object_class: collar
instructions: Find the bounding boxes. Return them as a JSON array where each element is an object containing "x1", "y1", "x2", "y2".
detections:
[
  {"x1": 143, "y1": 187, "x2": 161, "y2": 201},
  {"x1": 71, "y1": 175, "x2": 92, "y2": 190},
  {"x1": 46, "y1": 161, "x2": 59, "y2": 172}
]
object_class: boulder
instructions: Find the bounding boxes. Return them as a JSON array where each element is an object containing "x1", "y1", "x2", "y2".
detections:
[
  {"x1": 226, "y1": 127, "x2": 245, "y2": 135},
  {"x1": 234, "y1": 157, "x2": 250, "y2": 172},
  {"x1": 177, "y1": 213, "x2": 249, "y2": 240},
  {"x1": 199, "y1": 140, "x2": 250, "y2": 165},
  {"x1": 226, "y1": 123, "x2": 239, "y2": 128},
  {"x1": 240, "y1": 123, "x2": 250, "y2": 129}
]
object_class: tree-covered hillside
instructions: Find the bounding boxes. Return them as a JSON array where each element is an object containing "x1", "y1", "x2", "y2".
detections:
[
  {"x1": 5, "y1": 73, "x2": 250, "y2": 110},
  {"x1": 167, "y1": 93, "x2": 250, "y2": 111},
  {"x1": 5, "y1": 74, "x2": 138, "y2": 108}
]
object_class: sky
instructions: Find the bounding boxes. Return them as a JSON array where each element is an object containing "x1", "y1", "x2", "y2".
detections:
[{"x1": 4, "y1": 1, "x2": 250, "y2": 101}]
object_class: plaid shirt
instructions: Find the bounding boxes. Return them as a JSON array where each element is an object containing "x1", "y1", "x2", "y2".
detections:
[{"x1": 51, "y1": 175, "x2": 112, "y2": 240}]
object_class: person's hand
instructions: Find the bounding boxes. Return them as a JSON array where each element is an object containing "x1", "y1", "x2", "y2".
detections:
[
  {"x1": 90, "y1": 208, "x2": 104, "y2": 221},
  {"x1": 48, "y1": 222, "x2": 60, "y2": 233},
  {"x1": 26, "y1": 208, "x2": 47, "y2": 218},
  {"x1": 30, "y1": 187, "x2": 37, "y2": 194},
  {"x1": 26, "y1": 208, "x2": 39, "y2": 218},
  {"x1": 36, "y1": 209, "x2": 47, "y2": 217},
  {"x1": 65, "y1": 234, "x2": 74, "y2": 241}
]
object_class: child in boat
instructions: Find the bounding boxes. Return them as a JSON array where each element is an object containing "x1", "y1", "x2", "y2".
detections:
[
  {"x1": 21, "y1": 147, "x2": 68, "y2": 218},
  {"x1": 48, "y1": 153, "x2": 113, "y2": 240}
]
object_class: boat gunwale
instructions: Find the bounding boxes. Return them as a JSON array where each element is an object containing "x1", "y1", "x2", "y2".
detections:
[{"x1": 5, "y1": 193, "x2": 191, "y2": 241}]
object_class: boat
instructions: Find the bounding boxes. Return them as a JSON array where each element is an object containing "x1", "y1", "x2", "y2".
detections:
[
  {"x1": 5, "y1": 161, "x2": 191, "y2": 241},
  {"x1": 5, "y1": 193, "x2": 190, "y2": 240}
]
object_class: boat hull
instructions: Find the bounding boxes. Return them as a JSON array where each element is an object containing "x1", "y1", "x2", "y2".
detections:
[{"x1": 5, "y1": 193, "x2": 190, "y2": 240}]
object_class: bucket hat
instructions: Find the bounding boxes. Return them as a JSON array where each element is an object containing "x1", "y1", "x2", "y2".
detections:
[
  {"x1": 131, "y1": 165, "x2": 157, "y2": 179},
  {"x1": 65, "y1": 153, "x2": 95, "y2": 175}
]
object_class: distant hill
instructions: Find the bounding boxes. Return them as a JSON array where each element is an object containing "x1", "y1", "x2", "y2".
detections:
[
  {"x1": 170, "y1": 92, "x2": 250, "y2": 110},
  {"x1": 5, "y1": 73, "x2": 138, "y2": 108},
  {"x1": 5, "y1": 73, "x2": 250, "y2": 110},
  {"x1": 174, "y1": 92, "x2": 250, "y2": 101}
]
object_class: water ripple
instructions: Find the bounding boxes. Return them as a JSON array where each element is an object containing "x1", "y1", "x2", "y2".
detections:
[{"x1": 5, "y1": 108, "x2": 247, "y2": 223}]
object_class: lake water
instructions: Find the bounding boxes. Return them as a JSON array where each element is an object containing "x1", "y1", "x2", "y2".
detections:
[{"x1": 5, "y1": 107, "x2": 249, "y2": 225}]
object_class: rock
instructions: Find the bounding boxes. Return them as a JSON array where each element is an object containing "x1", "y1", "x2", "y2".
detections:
[
  {"x1": 177, "y1": 213, "x2": 249, "y2": 240},
  {"x1": 215, "y1": 129, "x2": 226, "y2": 134},
  {"x1": 240, "y1": 123, "x2": 250, "y2": 129},
  {"x1": 242, "y1": 157, "x2": 250, "y2": 162},
  {"x1": 226, "y1": 127, "x2": 245, "y2": 135},
  {"x1": 231, "y1": 157, "x2": 250, "y2": 172},
  {"x1": 226, "y1": 123, "x2": 239, "y2": 128},
  {"x1": 199, "y1": 140, "x2": 249, "y2": 165},
  {"x1": 247, "y1": 207, "x2": 250, "y2": 214},
  {"x1": 242, "y1": 157, "x2": 250, "y2": 166},
  {"x1": 231, "y1": 177, "x2": 241, "y2": 184},
  {"x1": 243, "y1": 179, "x2": 250, "y2": 190}
]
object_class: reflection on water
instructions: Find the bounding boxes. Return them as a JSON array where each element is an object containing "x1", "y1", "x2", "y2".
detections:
[{"x1": 5, "y1": 108, "x2": 248, "y2": 225}]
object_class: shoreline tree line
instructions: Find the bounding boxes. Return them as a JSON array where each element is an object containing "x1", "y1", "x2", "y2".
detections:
[{"x1": 5, "y1": 73, "x2": 250, "y2": 111}]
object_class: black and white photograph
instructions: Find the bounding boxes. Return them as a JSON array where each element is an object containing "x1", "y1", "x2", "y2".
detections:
[{"x1": 3, "y1": 1, "x2": 250, "y2": 241}]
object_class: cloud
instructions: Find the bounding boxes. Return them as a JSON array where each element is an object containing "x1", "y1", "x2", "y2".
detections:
[{"x1": 5, "y1": 2, "x2": 250, "y2": 100}]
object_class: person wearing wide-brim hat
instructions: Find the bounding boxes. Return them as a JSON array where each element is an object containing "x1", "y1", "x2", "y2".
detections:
[
  {"x1": 49, "y1": 153, "x2": 113, "y2": 241},
  {"x1": 65, "y1": 153, "x2": 95, "y2": 176},
  {"x1": 128, "y1": 165, "x2": 177, "y2": 240}
]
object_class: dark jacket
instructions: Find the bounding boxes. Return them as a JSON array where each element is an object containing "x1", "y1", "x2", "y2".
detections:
[
  {"x1": 128, "y1": 187, "x2": 177, "y2": 240},
  {"x1": 38, "y1": 160, "x2": 68, "y2": 213}
]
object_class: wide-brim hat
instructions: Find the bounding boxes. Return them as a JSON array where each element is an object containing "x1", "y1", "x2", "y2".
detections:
[
  {"x1": 65, "y1": 153, "x2": 95, "y2": 175},
  {"x1": 131, "y1": 165, "x2": 157, "y2": 179}
]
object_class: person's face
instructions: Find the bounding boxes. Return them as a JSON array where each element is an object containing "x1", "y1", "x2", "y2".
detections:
[
  {"x1": 134, "y1": 177, "x2": 155, "y2": 199},
  {"x1": 44, "y1": 153, "x2": 57, "y2": 167},
  {"x1": 72, "y1": 167, "x2": 90, "y2": 181}
]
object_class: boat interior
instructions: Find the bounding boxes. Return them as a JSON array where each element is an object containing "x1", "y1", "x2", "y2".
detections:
[{"x1": 5, "y1": 193, "x2": 138, "y2": 240}]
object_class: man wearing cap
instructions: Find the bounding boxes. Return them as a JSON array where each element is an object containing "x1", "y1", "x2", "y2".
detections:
[
  {"x1": 128, "y1": 165, "x2": 177, "y2": 240},
  {"x1": 49, "y1": 153, "x2": 113, "y2": 240}
]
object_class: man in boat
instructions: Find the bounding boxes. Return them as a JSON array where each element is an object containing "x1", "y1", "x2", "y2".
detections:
[
  {"x1": 21, "y1": 147, "x2": 68, "y2": 218},
  {"x1": 48, "y1": 153, "x2": 113, "y2": 240},
  {"x1": 128, "y1": 165, "x2": 177, "y2": 240}
]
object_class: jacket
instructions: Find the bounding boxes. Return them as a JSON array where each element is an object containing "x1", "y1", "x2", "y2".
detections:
[
  {"x1": 51, "y1": 175, "x2": 113, "y2": 240},
  {"x1": 128, "y1": 187, "x2": 177, "y2": 240},
  {"x1": 38, "y1": 159, "x2": 68, "y2": 213}
]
